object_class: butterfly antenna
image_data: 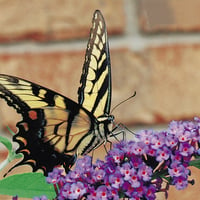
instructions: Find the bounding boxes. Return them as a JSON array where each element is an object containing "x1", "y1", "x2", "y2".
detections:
[{"x1": 111, "y1": 91, "x2": 136, "y2": 114}]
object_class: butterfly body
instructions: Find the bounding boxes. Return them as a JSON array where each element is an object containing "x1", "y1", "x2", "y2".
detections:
[{"x1": 0, "y1": 10, "x2": 113, "y2": 175}]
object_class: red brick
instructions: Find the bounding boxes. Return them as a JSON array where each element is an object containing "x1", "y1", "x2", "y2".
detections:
[
  {"x1": 112, "y1": 45, "x2": 200, "y2": 124},
  {"x1": 0, "y1": 0, "x2": 124, "y2": 42},
  {"x1": 0, "y1": 49, "x2": 145, "y2": 128},
  {"x1": 1, "y1": 45, "x2": 200, "y2": 128},
  {"x1": 0, "y1": 51, "x2": 84, "y2": 130},
  {"x1": 143, "y1": 44, "x2": 200, "y2": 122},
  {"x1": 138, "y1": 0, "x2": 200, "y2": 32}
]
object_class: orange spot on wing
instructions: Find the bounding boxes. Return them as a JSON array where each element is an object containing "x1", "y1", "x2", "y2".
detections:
[
  {"x1": 28, "y1": 110, "x2": 37, "y2": 120},
  {"x1": 16, "y1": 136, "x2": 28, "y2": 146},
  {"x1": 20, "y1": 149, "x2": 30, "y2": 154},
  {"x1": 20, "y1": 122, "x2": 29, "y2": 131}
]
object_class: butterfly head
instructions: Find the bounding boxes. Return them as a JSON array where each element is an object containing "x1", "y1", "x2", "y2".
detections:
[
  {"x1": 97, "y1": 114, "x2": 114, "y2": 133},
  {"x1": 97, "y1": 114, "x2": 114, "y2": 123}
]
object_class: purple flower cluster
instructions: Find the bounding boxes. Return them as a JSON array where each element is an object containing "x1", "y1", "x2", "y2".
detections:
[
  {"x1": 46, "y1": 151, "x2": 156, "y2": 200},
  {"x1": 35, "y1": 117, "x2": 200, "y2": 200},
  {"x1": 136, "y1": 118, "x2": 200, "y2": 191}
]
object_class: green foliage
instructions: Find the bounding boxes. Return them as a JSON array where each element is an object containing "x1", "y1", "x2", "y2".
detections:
[
  {"x1": 189, "y1": 157, "x2": 200, "y2": 169},
  {"x1": 0, "y1": 173, "x2": 56, "y2": 199},
  {"x1": 0, "y1": 133, "x2": 56, "y2": 199},
  {"x1": 0, "y1": 135, "x2": 13, "y2": 152},
  {"x1": 0, "y1": 136, "x2": 22, "y2": 172}
]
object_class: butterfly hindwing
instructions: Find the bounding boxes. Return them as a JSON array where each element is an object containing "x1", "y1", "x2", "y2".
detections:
[
  {"x1": 78, "y1": 10, "x2": 112, "y2": 118},
  {"x1": 0, "y1": 74, "x2": 93, "y2": 174}
]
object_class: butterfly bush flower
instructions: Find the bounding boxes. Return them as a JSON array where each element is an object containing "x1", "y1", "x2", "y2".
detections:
[
  {"x1": 46, "y1": 168, "x2": 64, "y2": 184},
  {"x1": 36, "y1": 117, "x2": 200, "y2": 199},
  {"x1": 156, "y1": 146, "x2": 171, "y2": 162}
]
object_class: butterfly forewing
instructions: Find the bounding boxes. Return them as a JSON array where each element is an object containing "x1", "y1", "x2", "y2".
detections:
[{"x1": 78, "y1": 10, "x2": 112, "y2": 118}]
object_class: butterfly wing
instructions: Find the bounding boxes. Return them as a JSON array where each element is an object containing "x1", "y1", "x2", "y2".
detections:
[
  {"x1": 78, "y1": 10, "x2": 112, "y2": 118},
  {"x1": 0, "y1": 74, "x2": 94, "y2": 175}
]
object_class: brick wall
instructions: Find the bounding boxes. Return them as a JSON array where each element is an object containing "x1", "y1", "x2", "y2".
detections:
[
  {"x1": 0, "y1": 0, "x2": 200, "y2": 128},
  {"x1": 1, "y1": 1, "x2": 200, "y2": 199}
]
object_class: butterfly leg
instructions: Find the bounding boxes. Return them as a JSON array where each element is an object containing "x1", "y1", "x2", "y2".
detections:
[
  {"x1": 103, "y1": 139, "x2": 113, "y2": 153},
  {"x1": 117, "y1": 123, "x2": 135, "y2": 135},
  {"x1": 63, "y1": 154, "x2": 77, "y2": 173},
  {"x1": 110, "y1": 123, "x2": 135, "y2": 142},
  {"x1": 90, "y1": 150, "x2": 95, "y2": 165}
]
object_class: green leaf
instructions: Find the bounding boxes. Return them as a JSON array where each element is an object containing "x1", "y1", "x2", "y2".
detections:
[
  {"x1": 0, "y1": 136, "x2": 12, "y2": 152},
  {"x1": 189, "y1": 158, "x2": 200, "y2": 169},
  {"x1": 6, "y1": 126, "x2": 15, "y2": 136},
  {"x1": 0, "y1": 136, "x2": 22, "y2": 172},
  {"x1": 0, "y1": 173, "x2": 56, "y2": 199}
]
